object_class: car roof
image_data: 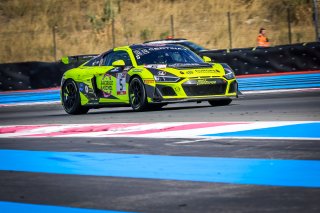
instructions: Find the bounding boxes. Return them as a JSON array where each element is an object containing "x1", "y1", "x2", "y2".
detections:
[
  {"x1": 129, "y1": 43, "x2": 187, "y2": 49},
  {"x1": 143, "y1": 38, "x2": 188, "y2": 44}
]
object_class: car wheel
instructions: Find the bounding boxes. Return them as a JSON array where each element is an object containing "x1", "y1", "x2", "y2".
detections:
[
  {"x1": 62, "y1": 79, "x2": 89, "y2": 114},
  {"x1": 129, "y1": 77, "x2": 148, "y2": 111},
  {"x1": 208, "y1": 99, "x2": 232, "y2": 106}
]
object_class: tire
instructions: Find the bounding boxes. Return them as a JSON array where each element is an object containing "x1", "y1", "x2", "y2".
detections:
[
  {"x1": 208, "y1": 99, "x2": 232, "y2": 107},
  {"x1": 129, "y1": 77, "x2": 148, "y2": 111},
  {"x1": 62, "y1": 79, "x2": 89, "y2": 115}
]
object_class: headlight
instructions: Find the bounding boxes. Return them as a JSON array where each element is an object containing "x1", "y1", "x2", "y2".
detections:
[
  {"x1": 221, "y1": 63, "x2": 236, "y2": 80},
  {"x1": 224, "y1": 68, "x2": 235, "y2": 80},
  {"x1": 154, "y1": 76, "x2": 180, "y2": 82}
]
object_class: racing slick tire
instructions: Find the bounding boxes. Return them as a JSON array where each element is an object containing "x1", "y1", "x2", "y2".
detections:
[
  {"x1": 62, "y1": 79, "x2": 89, "y2": 115},
  {"x1": 208, "y1": 99, "x2": 232, "y2": 106},
  {"x1": 129, "y1": 77, "x2": 148, "y2": 111}
]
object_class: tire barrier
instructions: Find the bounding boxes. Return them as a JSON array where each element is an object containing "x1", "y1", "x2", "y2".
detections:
[
  {"x1": 0, "y1": 42, "x2": 319, "y2": 91},
  {"x1": 199, "y1": 42, "x2": 320, "y2": 75},
  {"x1": 0, "y1": 62, "x2": 72, "y2": 91}
]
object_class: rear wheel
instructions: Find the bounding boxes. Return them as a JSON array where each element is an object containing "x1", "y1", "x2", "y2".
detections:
[
  {"x1": 208, "y1": 99, "x2": 232, "y2": 106},
  {"x1": 129, "y1": 77, "x2": 148, "y2": 111},
  {"x1": 62, "y1": 79, "x2": 89, "y2": 114}
]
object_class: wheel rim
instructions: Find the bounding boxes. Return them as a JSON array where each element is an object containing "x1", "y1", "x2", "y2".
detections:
[
  {"x1": 63, "y1": 82, "x2": 77, "y2": 111},
  {"x1": 130, "y1": 80, "x2": 143, "y2": 109}
]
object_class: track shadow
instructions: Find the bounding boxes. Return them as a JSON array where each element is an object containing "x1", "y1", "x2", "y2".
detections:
[
  {"x1": 49, "y1": 103, "x2": 234, "y2": 117},
  {"x1": 81, "y1": 104, "x2": 235, "y2": 115}
]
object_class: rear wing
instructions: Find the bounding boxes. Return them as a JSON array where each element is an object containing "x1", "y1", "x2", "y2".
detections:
[{"x1": 61, "y1": 54, "x2": 98, "y2": 66}]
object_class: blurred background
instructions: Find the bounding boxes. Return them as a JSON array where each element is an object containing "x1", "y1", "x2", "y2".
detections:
[{"x1": 0, "y1": 0, "x2": 319, "y2": 63}]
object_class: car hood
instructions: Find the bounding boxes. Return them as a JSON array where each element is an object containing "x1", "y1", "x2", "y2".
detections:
[{"x1": 142, "y1": 63, "x2": 226, "y2": 78}]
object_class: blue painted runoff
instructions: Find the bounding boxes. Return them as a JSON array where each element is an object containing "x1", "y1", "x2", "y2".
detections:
[
  {"x1": 0, "y1": 201, "x2": 135, "y2": 213},
  {"x1": 0, "y1": 150, "x2": 320, "y2": 188},
  {"x1": 0, "y1": 72, "x2": 319, "y2": 105},
  {"x1": 237, "y1": 73, "x2": 320, "y2": 91},
  {"x1": 203, "y1": 122, "x2": 320, "y2": 139},
  {"x1": 0, "y1": 89, "x2": 60, "y2": 104}
]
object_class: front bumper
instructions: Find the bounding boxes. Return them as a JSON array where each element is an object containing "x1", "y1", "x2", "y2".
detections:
[{"x1": 151, "y1": 78, "x2": 238, "y2": 103}]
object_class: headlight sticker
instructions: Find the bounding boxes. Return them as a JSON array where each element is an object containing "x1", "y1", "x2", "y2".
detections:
[{"x1": 154, "y1": 76, "x2": 180, "y2": 82}]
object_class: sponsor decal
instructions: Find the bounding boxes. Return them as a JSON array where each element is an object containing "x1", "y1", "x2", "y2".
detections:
[
  {"x1": 144, "y1": 79, "x2": 155, "y2": 84},
  {"x1": 169, "y1": 63, "x2": 202, "y2": 68},
  {"x1": 144, "y1": 43, "x2": 166, "y2": 47},
  {"x1": 79, "y1": 83, "x2": 85, "y2": 92},
  {"x1": 144, "y1": 64, "x2": 167, "y2": 69},
  {"x1": 132, "y1": 68, "x2": 143, "y2": 72},
  {"x1": 116, "y1": 73, "x2": 127, "y2": 95},
  {"x1": 174, "y1": 87, "x2": 181, "y2": 92},
  {"x1": 195, "y1": 69, "x2": 219, "y2": 73},
  {"x1": 147, "y1": 46, "x2": 184, "y2": 51},
  {"x1": 78, "y1": 82, "x2": 97, "y2": 101},
  {"x1": 133, "y1": 47, "x2": 185, "y2": 59},
  {"x1": 101, "y1": 74, "x2": 113, "y2": 97},
  {"x1": 197, "y1": 79, "x2": 217, "y2": 85},
  {"x1": 157, "y1": 71, "x2": 166, "y2": 76},
  {"x1": 109, "y1": 67, "x2": 122, "y2": 72},
  {"x1": 124, "y1": 66, "x2": 132, "y2": 71},
  {"x1": 133, "y1": 50, "x2": 144, "y2": 59},
  {"x1": 90, "y1": 102, "x2": 99, "y2": 105},
  {"x1": 79, "y1": 83, "x2": 90, "y2": 94}
]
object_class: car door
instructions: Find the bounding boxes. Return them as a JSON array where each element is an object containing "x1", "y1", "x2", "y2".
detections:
[{"x1": 96, "y1": 50, "x2": 133, "y2": 103}]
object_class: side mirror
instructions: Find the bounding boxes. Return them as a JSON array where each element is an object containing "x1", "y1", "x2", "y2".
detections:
[
  {"x1": 61, "y1": 56, "x2": 70, "y2": 65},
  {"x1": 202, "y1": 56, "x2": 212, "y2": 63},
  {"x1": 112, "y1": 60, "x2": 125, "y2": 67}
]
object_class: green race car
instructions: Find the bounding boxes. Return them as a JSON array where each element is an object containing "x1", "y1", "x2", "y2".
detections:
[{"x1": 61, "y1": 44, "x2": 238, "y2": 114}]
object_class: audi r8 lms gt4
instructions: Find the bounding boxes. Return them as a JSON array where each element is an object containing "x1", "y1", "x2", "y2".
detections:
[{"x1": 61, "y1": 44, "x2": 238, "y2": 114}]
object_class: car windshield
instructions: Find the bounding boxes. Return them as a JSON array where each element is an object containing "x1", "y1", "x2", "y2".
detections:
[{"x1": 133, "y1": 46, "x2": 205, "y2": 66}]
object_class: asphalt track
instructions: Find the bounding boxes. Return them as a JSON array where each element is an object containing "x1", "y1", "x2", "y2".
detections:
[{"x1": 0, "y1": 88, "x2": 320, "y2": 212}]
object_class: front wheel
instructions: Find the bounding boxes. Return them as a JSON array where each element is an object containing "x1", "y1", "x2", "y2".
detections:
[
  {"x1": 62, "y1": 79, "x2": 89, "y2": 115},
  {"x1": 208, "y1": 99, "x2": 232, "y2": 107},
  {"x1": 129, "y1": 77, "x2": 148, "y2": 111}
]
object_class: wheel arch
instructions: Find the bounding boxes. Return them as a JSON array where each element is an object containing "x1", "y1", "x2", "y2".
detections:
[
  {"x1": 128, "y1": 74, "x2": 143, "y2": 83},
  {"x1": 128, "y1": 74, "x2": 156, "y2": 103}
]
